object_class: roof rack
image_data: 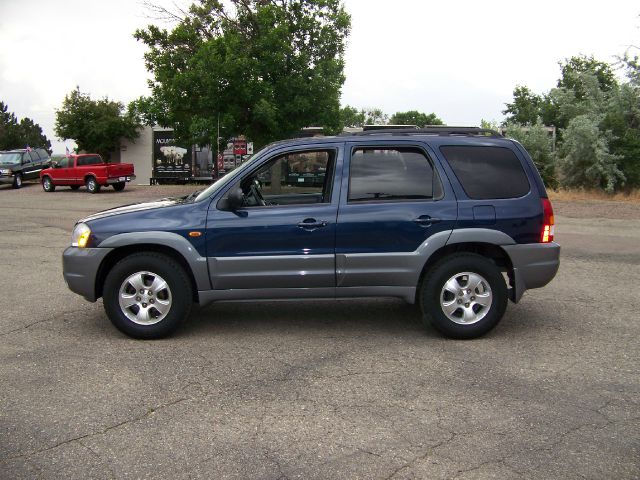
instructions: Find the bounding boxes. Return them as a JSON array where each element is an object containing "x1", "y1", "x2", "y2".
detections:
[{"x1": 340, "y1": 126, "x2": 503, "y2": 138}]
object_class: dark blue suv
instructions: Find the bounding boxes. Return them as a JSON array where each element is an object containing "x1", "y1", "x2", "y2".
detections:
[{"x1": 63, "y1": 127, "x2": 560, "y2": 339}]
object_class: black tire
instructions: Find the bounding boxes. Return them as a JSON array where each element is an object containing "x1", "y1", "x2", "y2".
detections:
[
  {"x1": 103, "y1": 252, "x2": 193, "y2": 339},
  {"x1": 12, "y1": 173, "x2": 22, "y2": 189},
  {"x1": 113, "y1": 182, "x2": 126, "y2": 191},
  {"x1": 86, "y1": 176, "x2": 100, "y2": 194},
  {"x1": 42, "y1": 176, "x2": 55, "y2": 192},
  {"x1": 419, "y1": 253, "x2": 508, "y2": 339},
  {"x1": 70, "y1": 185, "x2": 80, "y2": 190}
]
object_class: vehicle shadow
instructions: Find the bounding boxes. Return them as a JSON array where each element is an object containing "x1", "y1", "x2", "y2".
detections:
[{"x1": 181, "y1": 299, "x2": 428, "y2": 338}]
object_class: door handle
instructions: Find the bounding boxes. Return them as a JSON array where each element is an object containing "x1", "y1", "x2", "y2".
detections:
[
  {"x1": 413, "y1": 215, "x2": 441, "y2": 226},
  {"x1": 297, "y1": 219, "x2": 328, "y2": 230}
]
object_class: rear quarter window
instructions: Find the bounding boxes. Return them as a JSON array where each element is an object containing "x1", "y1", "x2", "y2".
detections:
[{"x1": 439, "y1": 145, "x2": 530, "y2": 199}]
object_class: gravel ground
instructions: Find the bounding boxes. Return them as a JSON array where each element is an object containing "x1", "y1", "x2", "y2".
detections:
[{"x1": 0, "y1": 181, "x2": 638, "y2": 479}]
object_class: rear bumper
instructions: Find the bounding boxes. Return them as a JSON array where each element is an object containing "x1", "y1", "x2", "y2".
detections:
[
  {"x1": 503, "y1": 242, "x2": 560, "y2": 302},
  {"x1": 106, "y1": 175, "x2": 136, "y2": 184},
  {"x1": 62, "y1": 247, "x2": 113, "y2": 302}
]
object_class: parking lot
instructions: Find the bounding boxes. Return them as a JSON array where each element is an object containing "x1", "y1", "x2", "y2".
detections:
[{"x1": 0, "y1": 181, "x2": 638, "y2": 479}]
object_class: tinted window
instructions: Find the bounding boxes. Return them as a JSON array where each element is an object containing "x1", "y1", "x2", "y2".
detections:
[
  {"x1": 36, "y1": 149, "x2": 49, "y2": 159},
  {"x1": 440, "y1": 146, "x2": 530, "y2": 199},
  {"x1": 348, "y1": 147, "x2": 442, "y2": 202},
  {"x1": 23, "y1": 152, "x2": 34, "y2": 163},
  {"x1": 58, "y1": 157, "x2": 71, "y2": 168},
  {"x1": 77, "y1": 155, "x2": 102, "y2": 166}
]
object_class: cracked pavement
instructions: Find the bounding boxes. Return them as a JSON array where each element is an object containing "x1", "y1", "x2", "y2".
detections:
[{"x1": 0, "y1": 183, "x2": 638, "y2": 479}]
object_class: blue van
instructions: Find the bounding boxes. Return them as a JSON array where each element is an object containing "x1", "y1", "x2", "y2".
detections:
[{"x1": 63, "y1": 127, "x2": 559, "y2": 339}]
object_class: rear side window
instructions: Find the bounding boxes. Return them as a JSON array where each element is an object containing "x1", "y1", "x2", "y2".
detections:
[
  {"x1": 77, "y1": 155, "x2": 102, "y2": 166},
  {"x1": 440, "y1": 146, "x2": 530, "y2": 199},
  {"x1": 348, "y1": 147, "x2": 442, "y2": 202},
  {"x1": 36, "y1": 148, "x2": 49, "y2": 159}
]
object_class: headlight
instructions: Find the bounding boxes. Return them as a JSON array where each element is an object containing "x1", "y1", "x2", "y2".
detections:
[
  {"x1": 0, "y1": 168, "x2": 11, "y2": 175},
  {"x1": 71, "y1": 223, "x2": 92, "y2": 248}
]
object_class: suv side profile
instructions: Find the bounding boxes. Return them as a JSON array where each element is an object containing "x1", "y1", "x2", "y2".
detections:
[
  {"x1": 0, "y1": 148, "x2": 51, "y2": 188},
  {"x1": 62, "y1": 128, "x2": 560, "y2": 339}
]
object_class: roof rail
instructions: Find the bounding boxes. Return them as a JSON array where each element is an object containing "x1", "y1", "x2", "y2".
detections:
[{"x1": 340, "y1": 126, "x2": 503, "y2": 137}]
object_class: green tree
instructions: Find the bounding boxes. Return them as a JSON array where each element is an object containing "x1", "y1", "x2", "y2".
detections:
[
  {"x1": 55, "y1": 87, "x2": 140, "y2": 159},
  {"x1": 389, "y1": 110, "x2": 443, "y2": 127},
  {"x1": 0, "y1": 101, "x2": 50, "y2": 151},
  {"x1": 339, "y1": 105, "x2": 365, "y2": 128},
  {"x1": 362, "y1": 107, "x2": 388, "y2": 125},
  {"x1": 505, "y1": 121, "x2": 557, "y2": 188},
  {"x1": 558, "y1": 55, "x2": 617, "y2": 98},
  {"x1": 134, "y1": 0, "x2": 351, "y2": 148},
  {"x1": 558, "y1": 114, "x2": 624, "y2": 192},
  {"x1": 502, "y1": 86, "x2": 543, "y2": 125}
]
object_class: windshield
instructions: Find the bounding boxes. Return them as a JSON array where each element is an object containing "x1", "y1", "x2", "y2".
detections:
[
  {"x1": 0, "y1": 153, "x2": 22, "y2": 165},
  {"x1": 193, "y1": 145, "x2": 269, "y2": 202}
]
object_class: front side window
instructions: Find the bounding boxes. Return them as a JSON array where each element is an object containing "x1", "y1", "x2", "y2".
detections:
[
  {"x1": 58, "y1": 157, "x2": 71, "y2": 168},
  {"x1": 348, "y1": 147, "x2": 442, "y2": 202},
  {"x1": 238, "y1": 150, "x2": 335, "y2": 207}
]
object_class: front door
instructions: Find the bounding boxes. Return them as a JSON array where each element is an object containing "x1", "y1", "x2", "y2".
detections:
[
  {"x1": 335, "y1": 142, "x2": 458, "y2": 288},
  {"x1": 206, "y1": 145, "x2": 342, "y2": 292}
]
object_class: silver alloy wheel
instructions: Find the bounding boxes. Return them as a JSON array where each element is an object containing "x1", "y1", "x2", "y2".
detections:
[
  {"x1": 43, "y1": 177, "x2": 51, "y2": 190},
  {"x1": 87, "y1": 178, "x2": 96, "y2": 191},
  {"x1": 440, "y1": 271, "x2": 493, "y2": 325},
  {"x1": 118, "y1": 271, "x2": 172, "y2": 325},
  {"x1": 15, "y1": 175, "x2": 22, "y2": 187}
]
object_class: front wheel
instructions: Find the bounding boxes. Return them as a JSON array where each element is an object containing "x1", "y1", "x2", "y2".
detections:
[
  {"x1": 103, "y1": 252, "x2": 193, "y2": 339},
  {"x1": 12, "y1": 173, "x2": 22, "y2": 189},
  {"x1": 112, "y1": 182, "x2": 126, "y2": 191},
  {"x1": 42, "y1": 176, "x2": 55, "y2": 192},
  {"x1": 86, "y1": 177, "x2": 100, "y2": 194},
  {"x1": 420, "y1": 253, "x2": 508, "y2": 339}
]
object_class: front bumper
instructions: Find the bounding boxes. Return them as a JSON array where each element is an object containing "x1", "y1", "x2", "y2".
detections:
[
  {"x1": 106, "y1": 175, "x2": 136, "y2": 184},
  {"x1": 62, "y1": 247, "x2": 113, "y2": 302},
  {"x1": 0, "y1": 174, "x2": 15, "y2": 185},
  {"x1": 503, "y1": 242, "x2": 560, "y2": 302}
]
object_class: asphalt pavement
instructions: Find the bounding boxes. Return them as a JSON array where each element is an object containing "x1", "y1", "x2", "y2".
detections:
[{"x1": 0, "y1": 181, "x2": 638, "y2": 479}]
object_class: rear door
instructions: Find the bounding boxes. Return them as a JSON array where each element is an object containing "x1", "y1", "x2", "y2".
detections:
[
  {"x1": 335, "y1": 142, "x2": 457, "y2": 289},
  {"x1": 21, "y1": 152, "x2": 37, "y2": 179}
]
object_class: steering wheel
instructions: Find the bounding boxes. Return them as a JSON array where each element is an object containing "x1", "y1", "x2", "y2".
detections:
[{"x1": 249, "y1": 179, "x2": 266, "y2": 207}]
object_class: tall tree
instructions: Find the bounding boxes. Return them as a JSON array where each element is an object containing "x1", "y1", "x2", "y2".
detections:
[
  {"x1": 502, "y1": 86, "x2": 543, "y2": 125},
  {"x1": 389, "y1": 110, "x2": 443, "y2": 127},
  {"x1": 339, "y1": 105, "x2": 365, "y2": 128},
  {"x1": 134, "y1": 0, "x2": 351, "y2": 148},
  {"x1": 1, "y1": 101, "x2": 51, "y2": 151},
  {"x1": 55, "y1": 87, "x2": 140, "y2": 159}
]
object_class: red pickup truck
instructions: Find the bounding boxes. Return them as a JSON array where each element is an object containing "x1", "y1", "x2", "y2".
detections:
[{"x1": 40, "y1": 154, "x2": 136, "y2": 193}]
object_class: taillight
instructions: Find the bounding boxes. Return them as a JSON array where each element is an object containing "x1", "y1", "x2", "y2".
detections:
[{"x1": 541, "y1": 197, "x2": 555, "y2": 243}]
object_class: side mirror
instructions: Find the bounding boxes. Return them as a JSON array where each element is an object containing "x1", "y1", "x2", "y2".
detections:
[
  {"x1": 226, "y1": 188, "x2": 244, "y2": 210},
  {"x1": 51, "y1": 161, "x2": 59, "y2": 168}
]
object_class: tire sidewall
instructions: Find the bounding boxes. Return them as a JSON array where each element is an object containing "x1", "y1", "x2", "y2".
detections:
[
  {"x1": 42, "y1": 176, "x2": 54, "y2": 192},
  {"x1": 13, "y1": 174, "x2": 22, "y2": 189},
  {"x1": 103, "y1": 253, "x2": 192, "y2": 339},
  {"x1": 421, "y1": 254, "x2": 508, "y2": 339},
  {"x1": 86, "y1": 177, "x2": 99, "y2": 193}
]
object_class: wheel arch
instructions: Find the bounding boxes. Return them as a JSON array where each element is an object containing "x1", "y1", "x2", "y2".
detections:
[
  {"x1": 95, "y1": 233, "x2": 210, "y2": 302},
  {"x1": 416, "y1": 241, "x2": 514, "y2": 304}
]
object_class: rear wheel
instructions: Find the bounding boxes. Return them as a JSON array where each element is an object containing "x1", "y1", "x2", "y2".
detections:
[
  {"x1": 12, "y1": 173, "x2": 22, "y2": 189},
  {"x1": 86, "y1": 176, "x2": 100, "y2": 194},
  {"x1": 103, "y1": 252, "x2": 193, "y2": 339},
  {"x1": 113, "y1": 182, "x2": 126, "y2": 191},
  {"x1": 420, "y1": 253, "x2": 508, "y2": 339},
  {"x1": 42, "y1": 176, "x2": 55, "y2": 192}
]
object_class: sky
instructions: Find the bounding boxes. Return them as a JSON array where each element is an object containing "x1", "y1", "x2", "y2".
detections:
[{"x1": 0, "y1": 0, "x2": 638, "y2": 153}]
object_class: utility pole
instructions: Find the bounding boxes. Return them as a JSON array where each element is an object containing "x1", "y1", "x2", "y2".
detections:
[{"x1": 214, "y1": 112, "x2": 220, "y2": 180}]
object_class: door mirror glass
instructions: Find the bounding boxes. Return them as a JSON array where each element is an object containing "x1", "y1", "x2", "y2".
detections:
[{"x1": 226, "y1": 188, "x2": 244, "y2": 210}]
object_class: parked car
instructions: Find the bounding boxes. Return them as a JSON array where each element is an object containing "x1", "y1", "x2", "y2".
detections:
[
  {"x1": 40, "y1": 154, "x2": 135, "y2": 193},
  {"x1": 62, "y1": 127, "x2": 560, "y2": 339},
  {"x1": 0, "y1": 148, "x2": 51, "y2": 188}
]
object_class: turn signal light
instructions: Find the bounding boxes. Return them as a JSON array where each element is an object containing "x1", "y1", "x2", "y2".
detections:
[{"x1": 541, "y1": 198, "x2": 555, "y2": 243}]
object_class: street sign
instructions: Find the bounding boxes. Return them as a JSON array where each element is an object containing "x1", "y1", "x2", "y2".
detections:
[{"x1": 233, "y1": 140, "x2": 247, "y2": 155}]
